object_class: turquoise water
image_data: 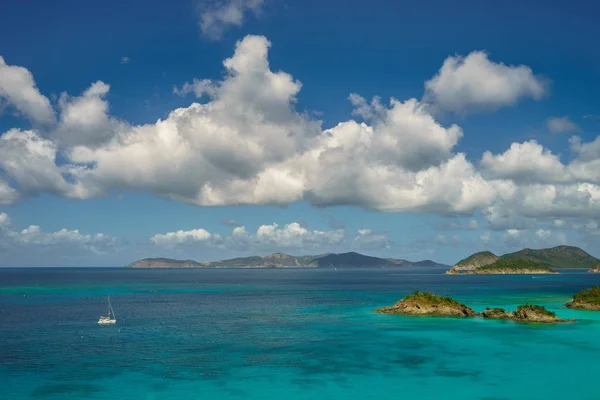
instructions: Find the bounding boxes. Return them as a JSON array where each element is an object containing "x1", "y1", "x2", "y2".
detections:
[{"x1": 2, "y1": 267, "x2": 600, "y2": 400}]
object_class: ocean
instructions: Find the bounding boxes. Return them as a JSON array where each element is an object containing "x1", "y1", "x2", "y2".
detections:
[{"x1": 1, "y1": 267, "x2": 600, "y2": 400}]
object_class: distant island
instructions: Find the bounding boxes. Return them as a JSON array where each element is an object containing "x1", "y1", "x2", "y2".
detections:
[
  {"x1": 375, "y1": 291, "x2": 573, "y2": 323},
  {"x1": 446, "y1": 245, "x2": 598, "y2": 274},
  {"x1": 126, "y1": 252, "x2": 449, "y2": 269},
  {"x1": 566, "y1": 286, "x2": 600, "y2": 310}
]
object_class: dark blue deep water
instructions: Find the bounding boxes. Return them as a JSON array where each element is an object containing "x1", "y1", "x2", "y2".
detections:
[{"x1": 2, "y1": 267, "x2": 600, "y2": 399}]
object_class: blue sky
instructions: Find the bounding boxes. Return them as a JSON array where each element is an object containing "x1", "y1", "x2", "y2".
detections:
[{"x1": 1, "y1": 0, "x2": 600, "y2": 266}]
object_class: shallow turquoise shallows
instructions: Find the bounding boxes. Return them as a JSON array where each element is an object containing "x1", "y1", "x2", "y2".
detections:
[{"x1": 2, "y1": 267, "x2": 600, "y2": 400}]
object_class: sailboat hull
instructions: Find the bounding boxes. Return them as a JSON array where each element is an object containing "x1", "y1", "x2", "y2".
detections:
[{"x1": 98, "y1": 318, "x2": 116, "y2": 325}]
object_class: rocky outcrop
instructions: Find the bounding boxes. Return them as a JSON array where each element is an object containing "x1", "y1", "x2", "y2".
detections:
[
  {"x1": 374, "y1": 291, "x2": 476, "y2": 317},
  {"x1": 481, "y1": 308, "x2": 511, "y2": 319},
  {"x1": 589, "y1": 263, "x2": 600, "y2": 273},
  {"x1": 445, "y1": 251, "x2": 499, "y2": 274},
  {"x1": 565, "y1": 301, "x2": 600, "y2": 310},
  {"x1": 376, "y1": 292, "x2": 574, "y2": 324},
  {"x1": 481, "y1": 305, "x2": 573, "y2": 323},
  {"x1": 566, "y1": 286, "x2": 600, "y2": 310},
  {"x1": 512, "y1": 305, "x2": 573, "y2": 323}
]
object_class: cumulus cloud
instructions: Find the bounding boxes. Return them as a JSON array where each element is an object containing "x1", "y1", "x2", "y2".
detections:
[
  {"x1": 547, "y1": 116, "x2": 578, "y2": 134},
  {"x1": 0, "y1": 179, "x2": 19, "y2": 205},
  {"x1": 0, "y1": 56, "x2": 55, "y2": 125},
  {"x1": 424, "y1": 50, "x2": 546, "y2": 113},
  {"x1": 353, "y1": 229, "x2": 391, "y2": 250},
  {"x1": 481, "y1": 140, "x2": 568, "y2": 184},
  {"x1": 198, "y1": 0, "x2": 264, "y2": 40},
  {"x1": 151, "y1": 222, "x2": 345, "y2": 251},
  {"x1": 4, "y1": 35, "x2": 600, "y2": 239},
  {"x1": 56, "y1": 81, "x2": 128, "y2": 147},
  {"x1": 69, "y1": 35, "x2": 317, "y2": 206},
  {"x1": 0, "y1": 212, "x2": 116, "y2": 256},
  {"x1": 150, "y1": 228, "x2": 213, "y2": 248},
  {"x1": 0, "y1": 129, "x2": 97, "y2": 199}
]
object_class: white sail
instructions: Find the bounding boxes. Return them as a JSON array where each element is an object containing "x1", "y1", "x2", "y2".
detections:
[{"x1": 98, "y1": 295, "x2": 117, "y2": 325}]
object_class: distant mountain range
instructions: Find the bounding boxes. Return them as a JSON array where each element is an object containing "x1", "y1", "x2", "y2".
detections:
[
  {"x1": 447, "y1": 245, "x2": 599, "y2": 274},
  {"x1": 126, "y1": 252, "x2": 449, "y2": 269}
]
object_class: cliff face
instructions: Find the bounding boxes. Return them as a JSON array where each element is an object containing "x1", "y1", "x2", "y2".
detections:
[{"x1": 445, "y1": 251, "x2": 499, "y2": 274}]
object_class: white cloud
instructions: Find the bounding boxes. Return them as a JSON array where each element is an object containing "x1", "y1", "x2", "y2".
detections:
[
  {"x1": 481, "y1": 140, "x2": 568, "y2": 184},
  {"x1": 56, "y1": 81, "x2": 127, "y2": 147},
  {"x1": 198, "y1": 0, "x2": 264, "y2": 40},
  {"x1": 547, "y1": 116, "x2": 578, "y2": 134},
  {"x1": 0, "y1": 129, "x2": 97, "y2": 199},
  {"x1": 424, "y1": 51, "x2": 546, "y2": 113},
  {"x1": 121, "y1": 57, "x2": 130, "y2": 65},
  {"x1": 0, "y1": 56, "x2": 55, "y2": 125},
  {"x1": 3, "y1": 35, "x2": 600, "y2": 240},
  {"x1": 0, "y1": 212, "x2": 10, "y2": 227},
  {"x1": 0, "y1": 179, "x2": 19, "y2": 205},
  {"x1": 353, "y1": 229, "x2": 391, "y2": 250},
  {"x1": 150, "y1": 228, "x2": 213, "y2": 248},
  {"x1": 251, "y1": 222, "x2": 345, "y2": 249},
  {"x1": 151, "y1": 222, "x2": 345, "y2": 251},
  {"x1": 173, "y1": 78, "x2": 217, "y2": 98},
  {"x1": 69, "y1": 35, "x2": 316, "y2": 206},
  {"x1": 0, "y1": 212, "x2": 116, "y2": 256}
]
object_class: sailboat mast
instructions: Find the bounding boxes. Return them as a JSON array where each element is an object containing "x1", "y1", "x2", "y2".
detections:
[{"x1": 107, "y1": 296, "x2": 111, "y2": 317}]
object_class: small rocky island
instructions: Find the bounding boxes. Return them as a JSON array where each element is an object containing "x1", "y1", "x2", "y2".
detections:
[
  {"x1": 482, "y1": 305, "x2": 572, "y2": 323},
  {"x1": 589, "y1": 263, "x2": 600, "y2": 273},
  {"x1": 374, "y1": 291, "x2": 476, "y2": 317},
  {"x1": 447, "y1": 257, "x2": 556, "y2": 275},
  {"x1": 376, "y1": 291, "x2": 573, "y2": 323},
  {"x1": 566, "y1": 286, "x2": 600, "y2": 310}
]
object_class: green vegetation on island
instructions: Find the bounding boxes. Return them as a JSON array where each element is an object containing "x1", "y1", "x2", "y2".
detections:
[
  {"x1": 502, "y1": 245, "x2": 598, "y2": 269},
  {"x1": 127, "y1": 252, "x2": 449, "y2": 269},
  {"x1": 566, "y1": 286, "x2": 600, "y2": 310},
  {"x1": 376, "y1": 291, "x2": 573, "y2": 323},
  {"x1": 589, "y1": 263, "x2": 600, "y2": 273},
  {"x1": 474, "y1": 258, "x2": 556, "y2": 274},
  {"x1": 374, "y1": 291, "x2": 476, "y2": 317},
  {"x1": 445, "y1": 251, "x2": 499, "y2": 274},
  {"x1": 447, "y1": 245, "x2": 598, "y2": 274}
]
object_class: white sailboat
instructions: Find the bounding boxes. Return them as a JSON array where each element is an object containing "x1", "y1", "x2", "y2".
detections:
[{"x1": 98, "y1": 295, "x2": 116, "y2": 325}]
